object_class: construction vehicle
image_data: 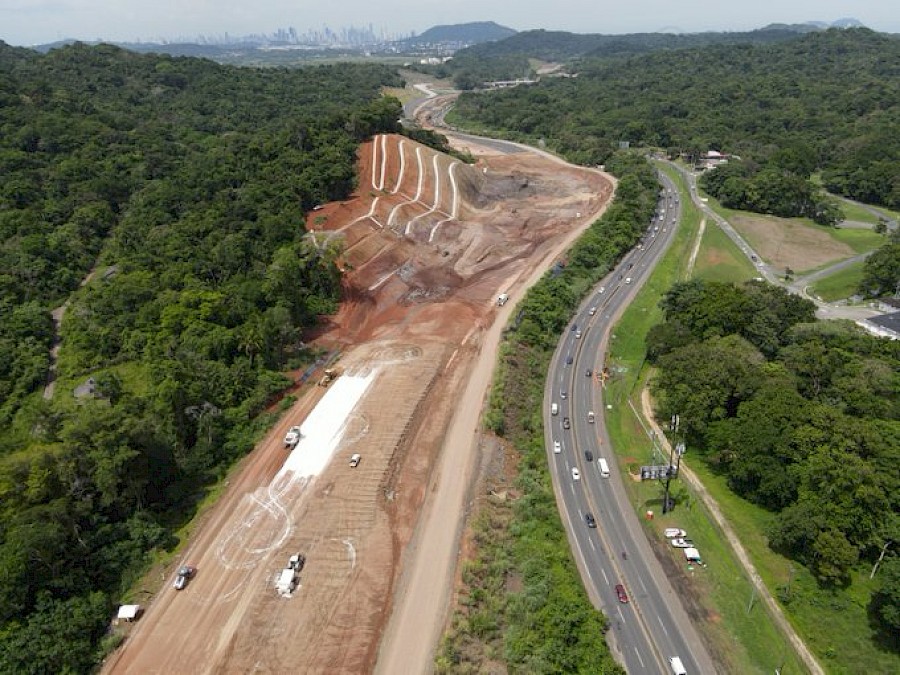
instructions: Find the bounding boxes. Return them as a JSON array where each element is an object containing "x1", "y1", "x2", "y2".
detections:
[
  {"x1": 276, "y1": 553, "x2": 305, "y2": 597},
  {"x1": 318, "y1": 367, "x2": 341, "y2": 387}
]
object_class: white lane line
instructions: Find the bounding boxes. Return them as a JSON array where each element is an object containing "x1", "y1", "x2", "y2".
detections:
[
  {"x1": 588, "y1": 537, "x2": 596, "y2": 551},
  {"x1": 569, "y1": 482, "x2": 575, "y2": 496},
  {"x1": 634, "y1": 647, "x2": 646, "y2": 669},
  {"x1": 601, "y1": 567, "x2": 609, "y2": 586},
  {"x1": 639, "y1": 576, "x2": 648, "y2": 593},
  {"x1": 657, "y1": 615, "x2": 670, "y2": 637}
]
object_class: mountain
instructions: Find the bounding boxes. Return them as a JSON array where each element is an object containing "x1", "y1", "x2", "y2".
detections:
[{"x1": 408, "y1": 21, "x2": 516, "y2": 45}]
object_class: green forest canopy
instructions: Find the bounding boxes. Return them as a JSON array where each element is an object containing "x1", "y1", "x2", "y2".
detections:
[
  {"x1": 448, "y1": 29, "x2": 899, "y2": 209},
  {"x1": 647, "y1": 280, "x2": 899, "y2": 641},
  {"x1": 0, "y1": 41, "x2": 402, "y2": 672}
]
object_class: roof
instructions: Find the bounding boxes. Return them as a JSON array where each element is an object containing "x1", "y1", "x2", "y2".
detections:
[
  {"x1": 117, "y1": 604, "x2": 142, "y2": 620},
  {"x1": 866, "y1": 311, "x2": 900, "y2": 337}
]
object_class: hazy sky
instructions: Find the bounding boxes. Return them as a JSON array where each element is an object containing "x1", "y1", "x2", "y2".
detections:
[{"x1": 1, "y1": 0, "x2": 896, "y2": 46}]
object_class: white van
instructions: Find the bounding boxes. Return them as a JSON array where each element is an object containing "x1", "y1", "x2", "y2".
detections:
[
  {"x1": 597, "y1": 457, "x2": 610, "y2": 478},
  {"x1": 669, "y1": 656, "x2": 687, "y2": 675},
  {"x1": 551, "y1": 402, "x2": 559, "y2": 416},
  {"x1": 349, "y1": 453, "x2": 361, "y2": 467}
]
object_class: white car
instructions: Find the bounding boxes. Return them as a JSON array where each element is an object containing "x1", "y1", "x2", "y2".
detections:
[
  {"x1": 664, "y1": 528, "x2": 686, "y2": 538},
  {"x1": 624, "y1": 277, "x2": 632, "y2": 284},
  {"x1": 571, "y1": 467, "x2": 581, "y2": 481},
  {"x1": 283, "y1": 425, "x2": 302, "y2": 447},
  {"x1": 575, "y1": 330, "x2": 582, "y2": 339},
  {"x1": 553, "y1": 441, "x2": 561, "y2": 454},
  {"x1": 670, "y1": 538, "x2": 694, "y2": 548},
  {"x1": 588, "y1": 306, "x2": 597, "y2": 316}
]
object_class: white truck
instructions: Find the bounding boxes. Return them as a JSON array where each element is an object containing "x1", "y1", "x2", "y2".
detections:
[
  {"x1": 496, "y1": 293, "x2": 509, "y2": 306},
  {"x1": 275, "y1": 553, "x2": 305, "y2": 596},
  {"x1": 283, "y1": 425, "x2": 302, "y2": 448}
]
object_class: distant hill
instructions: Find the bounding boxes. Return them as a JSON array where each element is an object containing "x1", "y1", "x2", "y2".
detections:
[{"x1": 407, "y1": 21, "x2": 516, "y2": 45}]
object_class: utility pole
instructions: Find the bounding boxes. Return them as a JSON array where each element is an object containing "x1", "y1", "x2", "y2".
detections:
[{"x1": 663, "y1": 414, "x2": 681, "y2": 513}]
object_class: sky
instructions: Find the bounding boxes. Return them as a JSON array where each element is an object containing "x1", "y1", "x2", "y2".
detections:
[{"x1": 1, "y1": 0, "x2": 896, "y2": 46}]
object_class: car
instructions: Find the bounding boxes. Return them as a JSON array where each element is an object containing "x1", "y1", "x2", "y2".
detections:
[
  {"x1": 599, "y1": 286, "x2": 605, "y2": 294},
  {"x1": 664, "y1": 528, "x2": 686, "y2": 538},
  {"x1": 563, "y1": 417, "x2": 571, "y2": 430},
  {"x1": 585, "y1": 368, "x2": 593, "y2": 377},
  {"x1": 349, "y1": 453, "x2": 361, "y2": 467},
  {"x1": 283, "y1": 425, "x2": 302, "y2": 447},
  {"x1": 584, "y1": 450, "x2": 593, "y2": 462},
  {"x1": 560, "y1": 390, "x2": 567, "y2": 399},
  {"x1": 565, "y1": 355, "x2": 573, "y2": 365},
  {"x1": 553, "y1": 440, "x2": 561, "y2": 454},
  {"x1": 589, "y1": 306, "x2": 597, "y2": 316},
  {"x1": 571, "y1": 323, "x2": 578, "y2": 332},
  {"x1": 627, "y1": 262, "x2": 634, "y2": 270},
  {"x1": 173, "y1": 565, "x2": 196, "y2": 590},
  {"x1": 575, "y1": 330, "x2": 582, "y2": 339},
  {"x1": 670, "y1": 538, "x2": 693, "y2": 548},
  {"x1": 615, "y1": 583, "x2": 629, "y2": 603},
  {"x1": 571, "y1": 467, "x2": 580, "y2": 480},
  {"x1": 624, "y1": 277, "x2": 632, "y2": 284},
  {"x1": 585, "y1": 512, "x2": 597, "y2": 528},
  {"x1": 587, "y1": 410, "x2": 595, "y2": 423}
]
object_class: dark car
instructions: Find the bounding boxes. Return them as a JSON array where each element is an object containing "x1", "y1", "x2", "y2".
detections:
[
  {"x1": 585, "y1": 368, "x2": 593, "y2": 377},
  {"x1": 585, "y1": 513, "x2": 597, "y2": 528},
  {"x1": 173, "y1": 565, "x2": 196, "y2": 591},
  {"x1": 566, "y1": 355, "x2": 573, "y2": 365},
  {"x1": 571, "y1": 323, "x2": 578, "y2": 332},
  {"x1": 563, "y1": 417, "x2": 571, "y2": 429},
  {"x1": 585, "y1": 450, "x2": 594, "y2": 462},
  {"x1": 615, "y1": 583, "x2": 629, "y2": 603}
]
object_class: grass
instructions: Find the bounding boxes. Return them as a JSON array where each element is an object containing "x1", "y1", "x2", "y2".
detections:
[
  {"x1": 836, "y1": 198, "x2": 899, "y2": 226},
  {"x1": 808, "y1": 262, "x2": 866, "y2": 302},
  {"x1": 692, "y1": 218, "x2": 758, "y2": 283}
]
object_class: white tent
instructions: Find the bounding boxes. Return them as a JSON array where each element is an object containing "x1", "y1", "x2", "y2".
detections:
[
  {"x1": 684, "y1": 547, "x2": 702, "y2": 562},
  {"x1": 117, "y1": 604, "x2": 142, "y2": 622}
]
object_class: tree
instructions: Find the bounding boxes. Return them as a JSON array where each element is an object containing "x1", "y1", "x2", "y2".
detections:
[{"x1": 869, "y1": 555, "x2": 900, "y2": 642}]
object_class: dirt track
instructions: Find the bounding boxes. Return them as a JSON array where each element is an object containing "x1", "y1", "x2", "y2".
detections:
[{"x1": 104, "y1": 121, "x2": 613, "y2": 674}]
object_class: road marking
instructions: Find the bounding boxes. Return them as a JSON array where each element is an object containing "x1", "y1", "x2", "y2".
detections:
[
  {"x1": 657, "y1": 615, "x2": 669, "y2": 637},
  {"x1": 634, "y1": 647, "x2": 645, "y2": 669},
  {"x1": 601, "y1": 567, "x2": 609, "y2": 586},
  {"x1": 588, "y1": 537, "x2": 596, "y2": 551}
]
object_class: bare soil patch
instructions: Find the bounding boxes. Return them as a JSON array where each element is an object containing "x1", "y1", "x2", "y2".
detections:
[{"x1": 730, "y1": 214, "x2": 855, "y2": 273}]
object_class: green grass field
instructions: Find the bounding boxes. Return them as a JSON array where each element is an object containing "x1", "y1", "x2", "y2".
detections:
[
  {"x1": 691, "y1": 219, "x2": 758, "y2": 283},
  {"x1": 836, "y1": 198, "x2": 899, "y2": 227},
  {"x1": 808, "y1": 262, "x2": 866, "y2": 302}
]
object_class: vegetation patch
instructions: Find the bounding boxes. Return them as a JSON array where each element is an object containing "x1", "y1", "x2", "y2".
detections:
[
  {"x1": 438, "y1": 152, "x2": 658, "y2": 673},
  {"x1": 809, "y1": 262, "x2": 866, "y2": 302}
]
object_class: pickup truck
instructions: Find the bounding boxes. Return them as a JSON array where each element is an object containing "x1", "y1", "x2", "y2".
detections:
[{"x1": 283, "y1": 425, "x2": 302, "y2": 448}]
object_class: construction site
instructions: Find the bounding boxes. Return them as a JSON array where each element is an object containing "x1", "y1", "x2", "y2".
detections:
[{"x1": 103, "y1": 123, "x2": 614, "y2": 673}]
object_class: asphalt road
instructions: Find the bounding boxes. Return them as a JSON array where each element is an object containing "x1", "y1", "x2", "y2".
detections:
[{"x1": 545, "y1": 177, "x2": 718, "y2": 674}]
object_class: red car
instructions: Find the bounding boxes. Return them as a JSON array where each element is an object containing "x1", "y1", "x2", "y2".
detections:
[{"x1": 615, "y1": 583, "x2": 629, "y2": 604}]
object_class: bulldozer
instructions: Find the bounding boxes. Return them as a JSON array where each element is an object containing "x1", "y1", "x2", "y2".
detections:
[{"x1": 318, "y1": 367, "x2": 341, "y2": 387}]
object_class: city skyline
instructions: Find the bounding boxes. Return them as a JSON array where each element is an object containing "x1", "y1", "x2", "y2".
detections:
[{"x1": 1, "y1": 1, "x2": 897, "y2": 47}]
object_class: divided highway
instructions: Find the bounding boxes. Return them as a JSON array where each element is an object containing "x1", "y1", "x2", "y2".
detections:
[{"x1": 545, "y1": 175, "x2": 717, "y2": 674}]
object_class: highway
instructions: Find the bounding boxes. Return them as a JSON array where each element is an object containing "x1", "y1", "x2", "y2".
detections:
[{"x1": 544, "y1": 176, "x2": 718, "y2": 674}]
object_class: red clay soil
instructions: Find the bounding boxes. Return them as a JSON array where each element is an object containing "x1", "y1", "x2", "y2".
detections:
[{"x1": 103, "y1": 128, "x2": 612, "y2": 675}]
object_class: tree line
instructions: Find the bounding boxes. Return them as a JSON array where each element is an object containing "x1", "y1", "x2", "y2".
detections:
[
  {"x1": 0, "y1": 41, "x2": 403, "y2": 672},
  {"x1": 647, "y1": 279, "x2": 899, "y2": 644},
  {"x1": 447, "y1": 29, "x2": 899, "y2": 209}
]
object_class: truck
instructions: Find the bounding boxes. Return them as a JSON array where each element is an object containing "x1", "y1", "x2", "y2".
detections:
[
  {"x1": 283, "y1": 425, "x2": 302, "y2": 448},
  {"x1": 276, "y1": 553, "x2": 305, "y2": 596},
  {"x1": 496, "y1": 293, "x2": 509, "y2": 306},
  {"x1": 318, "y1": 367, "x2": 341, "y2": 387}
]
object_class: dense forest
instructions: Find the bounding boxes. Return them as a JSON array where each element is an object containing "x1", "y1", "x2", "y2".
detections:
[
  {"x1": 434, "y1": 25, "x2": 818, "y2": 85},
  {"x1": 647, "y1": 280, "x2": 900, "y2": 644},
  {"x1": 0, "y1": 41, "x2": 404, "y2": 672},
  {"x1": 448, "y1": 29, "x2": 899, "y2": 210}
]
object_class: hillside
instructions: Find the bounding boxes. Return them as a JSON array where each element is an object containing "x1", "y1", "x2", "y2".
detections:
[
  {"x1": 0, "y1": 41, "x2": 403, "y2": 673},
  {"x1": 449, "y1": 28, "x2": 899, "y2": 208},
  {"x1": 408, "y1": 20, "x2": 516, "y2": 45}
]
